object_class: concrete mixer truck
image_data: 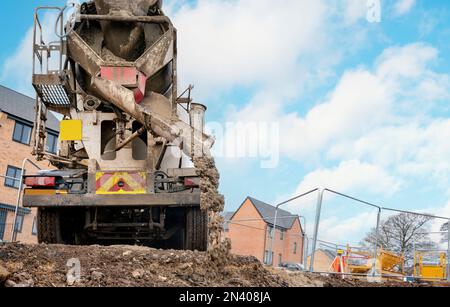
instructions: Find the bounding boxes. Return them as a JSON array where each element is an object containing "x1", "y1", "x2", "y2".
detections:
[{"x1": 22, "y1": 0, "x2": 217, "y2": 251}]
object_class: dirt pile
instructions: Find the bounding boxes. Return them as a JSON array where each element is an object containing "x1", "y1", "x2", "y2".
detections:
[
  {"x1": 0, "y1": 265, "x2": 10, "y2": 283},
  {"x1": 2, "y1": 244, "x2": 446, "y2": 288},
  {"x1": 0, "y1": 244, "x2": 286, "y2": 287},
  {"x1": 194, "y1": 157, "x2": 231, "y2": 267}
]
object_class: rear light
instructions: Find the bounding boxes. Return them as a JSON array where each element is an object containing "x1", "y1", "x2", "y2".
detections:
[
  {"x1": 24, "y1": 177, "x2": 56, "y2": 187},
  {"x1": 184, "y1": 178, "x2": 199, "y2": 188}
]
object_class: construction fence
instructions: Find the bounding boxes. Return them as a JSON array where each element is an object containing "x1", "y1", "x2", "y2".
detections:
[{"x1": 263, "y1": 188, "x2": 450, "y2": 282}]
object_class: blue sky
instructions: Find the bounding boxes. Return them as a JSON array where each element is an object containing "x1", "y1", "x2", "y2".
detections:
[{"x1": 1, "y1": 0, "x2": 450, "y2": 245}]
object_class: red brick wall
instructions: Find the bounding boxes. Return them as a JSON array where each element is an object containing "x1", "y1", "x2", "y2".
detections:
[
  {"x1": 283, "y1": 219, "x2": 304, "y2": 265},
  {"x1": 226, "y1": 199, "x2": 267, "y2": 263},
  {"x1": 0, "y1": 113, "x2": 55, "y2": 244},
  {"x1": 267, "y1": 219, "x2": 304, "y2": 267}
]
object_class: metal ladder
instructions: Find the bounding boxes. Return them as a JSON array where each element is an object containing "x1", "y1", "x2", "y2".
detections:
[
  {"x1": 31, "y1": 7, "x2": 72, "y2": 158},
  {"x1": 32, "y1": 6, "x2": 72, "y2": 111}
]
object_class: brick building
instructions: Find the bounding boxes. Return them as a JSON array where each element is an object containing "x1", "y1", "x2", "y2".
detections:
[
  {"x1": 0, "y1": 85, "x2": 60, "y2": 243},
  {"x1": 225, "y1": 197, "x2": 304, "y2": 267}
]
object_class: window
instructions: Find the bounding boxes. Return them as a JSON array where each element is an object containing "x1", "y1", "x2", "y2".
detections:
[
  {"x1": 280, "y1": 231, "x2": 285, "y2": 241},
  {"x1": 13, "y1": 121, "x2": 32, "y2": 145},
  {"x1": 45, "y1": 133, "x2": 58, "y2": 154},
  {"x1": 278, "y1": 254, "x2": 283, "y2": 266},
  {"x1": 32, "y1": 217, "x2": 38, "y2": 236},
  {"x1": 5, "y1": 166, "x2": 22, "y2": 189},
  {"x1": 14, "y1": 215, "x2": 24, "y2": 234},
  {"x1": 294, "y1": 242, "x2": 298, "y2": 255},
  {"x1": 264, "y1": 250, "x2": 273, "y2": 265}
]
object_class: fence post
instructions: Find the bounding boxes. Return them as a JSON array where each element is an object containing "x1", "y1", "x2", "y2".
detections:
[
  {"x1": 10, "y1": 169, "x2": 26, "y2": 242},
  {"x1": 309, "y1": 188, "x2": 324, "y2": 273},
  {"x1": 270, "y1": 207, "x2": 279, "y2": 267},
  {"x1": 10, "y1": 158, "x2": 41, "y2": 242},
  {"x1": 269, "y1": 190, "x2": 318, "y2": 268},
  {"x1": 299, "y1": 216, "x2": 307, "y2": 266},
  {"x1": 447, "y1": 221, "x2": 450, "y2": 282},
  {"x1": 303, "y1": 235, "x2": 309, "y2": 268},
  {"x1": 371, "y1": 208, "x2": 381, "y2": 277}
]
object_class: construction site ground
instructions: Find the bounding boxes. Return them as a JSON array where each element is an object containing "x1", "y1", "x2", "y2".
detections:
[{"x1": 0, "y1": 243, "x2": 448, "y2": 288}]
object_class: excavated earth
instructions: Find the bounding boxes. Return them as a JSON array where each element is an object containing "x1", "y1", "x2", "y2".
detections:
[
  {"x1": 1, "y1": 243, "x2": 447, "y2": 288},
  {"x1": 0, "y1": 244, "x2": 287, "y2": 287}
]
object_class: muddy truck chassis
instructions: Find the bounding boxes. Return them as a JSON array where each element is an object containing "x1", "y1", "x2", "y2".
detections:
[{"x1": 23, "y1": 0, "x2": 213, "y2": 251}]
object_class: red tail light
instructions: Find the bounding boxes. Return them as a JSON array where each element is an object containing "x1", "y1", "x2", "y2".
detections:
[{"x1": 24, "y1": 177, "x2": 56, "y2": 187}]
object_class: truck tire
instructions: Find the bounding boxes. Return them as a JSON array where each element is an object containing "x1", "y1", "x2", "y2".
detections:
[
  {"x1": 37, "y1": 208, "x2": 63, "y2": 244},
  {"x1": 185, "y1": 207, "x2": 208, "y2": 252}
]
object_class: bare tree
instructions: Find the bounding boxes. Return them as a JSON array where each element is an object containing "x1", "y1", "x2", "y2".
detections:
[{"x1": 361, "y1": 213, "x2": 436, "y2": 262}]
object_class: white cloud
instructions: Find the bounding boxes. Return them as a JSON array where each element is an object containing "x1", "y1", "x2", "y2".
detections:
[
  {"x1": 282, "y1": 160, "x2": 401, "y2": 216},
  {"x1": 394, "y1": 0, "x2": 416, "y2": 16},
  {"x1": 295, "y1": 160, "x2": 401, "y2": 196},
  {"x1": 342, "y1": 0, "x2": 369, "y2": 24},
  {"x1": 227, "y1": 41, "x2": 450, "y2": 223},
  {"x1": 231, "y1": 43, "x2": 450, "y2": 174},
  {"x1": 318, "y1": 211, "x2": 379, "y2": 244},
  {"x1": 375, "y1": 43, "x2": 437, "y2": 80},
  {"x1": 231, "y1": 43, "x2": 443, "y2": 161},
  {"x1": 171, "y1": 0, "x2": 334, "y2": 98},
  {"x1": 330, "y1": 120, "x2": 450, "y2": 191}
]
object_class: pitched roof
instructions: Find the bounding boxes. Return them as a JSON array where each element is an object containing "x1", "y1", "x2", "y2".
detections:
[
  {"x1": 0, "y1": 85, "x2": 60, "y2": 132},
  {"x1": 223, "y1": 211, "x2": 235, "y2": 221},
  {"x1": 247, "y1": 197, "x2": 299, "y2": 230}
]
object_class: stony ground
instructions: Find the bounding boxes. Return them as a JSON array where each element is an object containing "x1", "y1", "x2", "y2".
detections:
[
  {"x1": 0, "y1": 244, "x2": 287, "y2": 287},
  {"x1": 0, "y1": 243, "x2": 447, "y2": 288}
]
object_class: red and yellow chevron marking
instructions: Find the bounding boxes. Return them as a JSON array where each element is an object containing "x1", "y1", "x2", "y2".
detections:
[{"x1": 96, "y1": 172, "x2": 146, "y2": 195}]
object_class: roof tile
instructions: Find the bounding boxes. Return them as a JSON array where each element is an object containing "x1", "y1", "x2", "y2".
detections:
[{"x1": 248, "y1": 197, "x2": 298, "y2": 230}]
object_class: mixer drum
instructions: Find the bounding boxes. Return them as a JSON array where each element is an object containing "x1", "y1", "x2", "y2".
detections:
[
  {"x1": 94, "y1": 0, "x2": 162, "y2": 16},
  {"x1": 94, "y1": 0, "x2": 164, "y2": 61}
]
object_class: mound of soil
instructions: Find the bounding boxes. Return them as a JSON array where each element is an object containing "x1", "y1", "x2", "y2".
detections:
[
  {"x1": 0, "y1": 244, "x2": 286, "y2": 287},
  {"x1": 1, "y1": 243, "x2": 447, "y2": 288}
]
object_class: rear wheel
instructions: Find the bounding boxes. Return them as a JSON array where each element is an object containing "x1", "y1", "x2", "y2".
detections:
[
  {"x1": 37, "y1": 208, "x2": 63, "y2": 244},
  {"x1": 37, "y1": 208, "x2": 87, "y2": 245},
  {"x1": 185, "y1": 207, "x2": 208, "y2": 251}
]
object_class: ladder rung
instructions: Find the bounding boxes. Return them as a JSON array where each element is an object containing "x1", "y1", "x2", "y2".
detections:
[{"x1": 32, "y1": 74, "x2": 71, "y2": 108}]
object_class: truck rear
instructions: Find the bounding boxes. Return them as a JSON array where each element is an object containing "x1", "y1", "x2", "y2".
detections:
[{"x1": 23, "y1": 0, "x2": 214, "y2": 251}]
